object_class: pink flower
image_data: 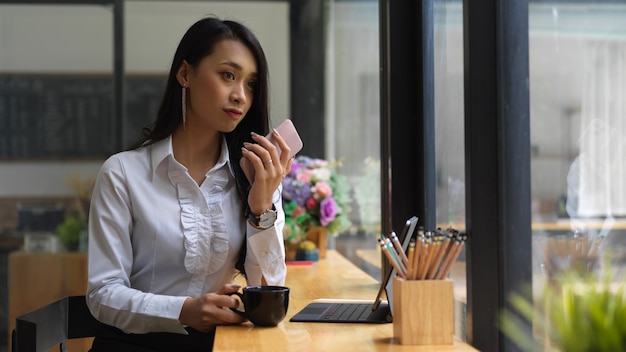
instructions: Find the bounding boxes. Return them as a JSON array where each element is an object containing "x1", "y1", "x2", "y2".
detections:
[
  {"x1": 313, "y1": 182, "x2": 333, "y2": 198},
  {"x1": 319, "y1": 197, "x2": 338, "y2": 226},
  {"x1": 296, "y1": 170, "x2": 312, "y2": 184}
]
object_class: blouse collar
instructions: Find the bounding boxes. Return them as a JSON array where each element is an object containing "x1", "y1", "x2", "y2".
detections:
[{"x1": 150, "y1": 135, "x2": 235, "y2": 180}]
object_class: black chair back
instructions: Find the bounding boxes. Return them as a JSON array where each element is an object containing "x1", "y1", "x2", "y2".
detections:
[{"x1": 12, "y1": 295, "x2": 103, "y2": 352}]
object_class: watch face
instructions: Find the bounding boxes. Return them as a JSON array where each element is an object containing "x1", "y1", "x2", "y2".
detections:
[{"x1": 259, "y1": 210, "x2": 278, "y2": 228}]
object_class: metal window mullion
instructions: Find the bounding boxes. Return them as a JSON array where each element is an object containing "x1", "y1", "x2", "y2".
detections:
[{"x1": 463, "y1": 0, "x2": 532, "y2": 350}]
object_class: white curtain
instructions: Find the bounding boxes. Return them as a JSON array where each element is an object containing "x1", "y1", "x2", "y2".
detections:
[{"x1": 568, "y1": 40, "x2": 626, "y2": 218}]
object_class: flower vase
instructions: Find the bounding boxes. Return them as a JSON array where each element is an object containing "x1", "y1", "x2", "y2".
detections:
[
  {"x1": 305, "y1": 226, "x2": 327, "y2": 259},
  {"x1": 285, "y1": 241, "x2": 299, "y2": 262}
]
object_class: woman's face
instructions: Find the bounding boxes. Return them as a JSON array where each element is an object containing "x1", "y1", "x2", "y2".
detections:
[{"x1": 181, "y1": 39, "x2": 258, "y2": 133}]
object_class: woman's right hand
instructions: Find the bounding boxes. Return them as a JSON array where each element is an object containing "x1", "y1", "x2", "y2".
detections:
[
  {"x1": 241, "y1": 130, "x2": 294, "y2": 216},
  {"x1": 178, "y1": 284, "x2": 246, "y2": 332}
]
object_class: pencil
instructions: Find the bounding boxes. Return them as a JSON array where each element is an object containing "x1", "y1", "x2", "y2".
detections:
[
  {"x1": 378, "y1": 238, "x2": 406, "y2": 278},
  {"x1": 435, "y1": 242, "x2": 458, "y2": 279},
  {"x1": 437, "y1": 234, "x2": 454, "y2": 277},
  {"x1": 418, "y1": 231, "x2": 437, "y2": 280},
  {"x1": 435, "y1": 229, "x2": 459, "y2": 278},
  {"x1": 426, "y1": 231, "x2": 448, "y2": 279},
  {"x1": 406, "y1": 240, "x2": 416, "y2": 280},
  {"x1": 424, "y1": 237, "x2": 439, "y2": 279},
  {"x1": 417, "y1": 235, "x2": 432, "y2": 280},
  {"x1": 411, "y1": 233, "x2": 423, "y2": 280},
  {"x1": 384, "y1": 237, "x2": 407, "y2": 275},
  {"x1": 437, "y1": 232, "x2": 467, "y2": 279},
  {"x1": 390, "y1": 231, "x2": 409, "y2": 267}
]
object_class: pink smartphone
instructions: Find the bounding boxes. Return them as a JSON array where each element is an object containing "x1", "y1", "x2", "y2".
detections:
[
  {"x1": 268, "y1": 119, "x2": 303, "y2": 159},
  {"x1": 240, "y1": 119, "x2": 303, "y2": 182}
]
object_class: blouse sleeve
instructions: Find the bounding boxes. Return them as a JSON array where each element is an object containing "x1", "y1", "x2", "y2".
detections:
[{"x1": 244, "y1": 186, "x2": 288, "y2": 286}]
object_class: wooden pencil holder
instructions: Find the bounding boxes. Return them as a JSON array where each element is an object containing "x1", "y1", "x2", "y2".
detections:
[{"x1": 392, "y1": 277, "x2": 454, "y2": 345}]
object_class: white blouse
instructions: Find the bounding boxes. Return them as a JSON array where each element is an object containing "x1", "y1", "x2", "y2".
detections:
[{"x1": 86, "y1": 136, "x2": 286, "y2": 334}]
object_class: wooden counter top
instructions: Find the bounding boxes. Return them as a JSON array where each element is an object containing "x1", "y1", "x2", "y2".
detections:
[{"x1": 214, "y1": 250, "x2": 477, "y2": 351}]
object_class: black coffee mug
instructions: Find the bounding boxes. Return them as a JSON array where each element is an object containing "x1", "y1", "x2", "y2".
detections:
[{"x1": 228, "y1": 285, "x2": 290, "y2": 326}]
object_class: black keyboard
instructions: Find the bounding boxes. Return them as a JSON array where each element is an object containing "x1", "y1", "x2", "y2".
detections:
[
  {"x1": 323, "y1": 303, "x2": 372, "y2": 321},
  {"x1": 290, "y1": 301, "x2": 391, "y2": 323}
]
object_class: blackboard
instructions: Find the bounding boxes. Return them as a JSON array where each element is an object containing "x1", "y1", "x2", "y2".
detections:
[{"x1": 0, "y1": 74, "x2": 167, "y2": 159}]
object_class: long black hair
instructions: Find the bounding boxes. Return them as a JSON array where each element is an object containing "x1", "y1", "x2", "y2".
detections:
[{"x1": 131, "y1": 16, "x2": 272, "y2": 275}]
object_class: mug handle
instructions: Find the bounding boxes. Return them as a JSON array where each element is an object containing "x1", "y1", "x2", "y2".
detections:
[{"x1": 227, "y1": 292, "x2": 248, "y2": 318}]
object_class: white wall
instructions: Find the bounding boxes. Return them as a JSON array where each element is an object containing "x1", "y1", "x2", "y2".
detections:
[{"x1": 0, "y1": 1, "x2": 289, "y2": 197}]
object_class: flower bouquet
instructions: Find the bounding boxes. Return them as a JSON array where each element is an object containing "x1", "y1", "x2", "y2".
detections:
[{"x1": 281, "y1": 156, "x2": 352, "y2": 248}]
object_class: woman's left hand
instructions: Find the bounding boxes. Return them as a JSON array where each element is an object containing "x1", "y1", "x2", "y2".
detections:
[{"x1": 241, "y1": 129, "x2": 294, "y2": 216}]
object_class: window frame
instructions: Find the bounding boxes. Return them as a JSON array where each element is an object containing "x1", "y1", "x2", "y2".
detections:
[{"x1": 382, "y1": 0, "x2": 533, "y2": 349}]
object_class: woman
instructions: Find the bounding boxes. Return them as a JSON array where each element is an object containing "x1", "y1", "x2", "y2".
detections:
[{"x1": 86, "y1": 16, "x2": 291, "y2": 351}]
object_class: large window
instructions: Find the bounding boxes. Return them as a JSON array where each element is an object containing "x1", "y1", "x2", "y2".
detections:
[
  {"x1": 529, "y1": 0, "x2": 626, "y2": 319},
  {"x1": 529, "y1": 1, "x2": 626, "y2": 348},
  {"x1": 326, "y1": 1, "x2": 382, "y2": 276}
]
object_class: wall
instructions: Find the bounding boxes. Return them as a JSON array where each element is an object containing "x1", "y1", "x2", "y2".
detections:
[{"x1": 0, "y1": 1, "x2": 289, "y2": 201}]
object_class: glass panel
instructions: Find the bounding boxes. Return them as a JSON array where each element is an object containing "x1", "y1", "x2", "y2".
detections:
[
  {"x1": 530, "y1": 2, "x2": 626, "y2": 281},
  {"x1": 433, "y1": 0, "x2": 467, "y2": 342},
  {"x1": 528, "y1": 1, "x2": 626, "y2": 349},
  {"x1": 326, "y1": 1, "x2": 382, "y2": 278}
]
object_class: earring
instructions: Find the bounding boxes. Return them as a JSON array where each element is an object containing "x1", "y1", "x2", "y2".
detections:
[{"x1": 182, "y1": 86, "x2": 187, "y2": 129}]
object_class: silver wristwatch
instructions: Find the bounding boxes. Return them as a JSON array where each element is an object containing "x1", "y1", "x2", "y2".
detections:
[{"x1": 248, "y1": 205, "x2": 277, "y2": 229}]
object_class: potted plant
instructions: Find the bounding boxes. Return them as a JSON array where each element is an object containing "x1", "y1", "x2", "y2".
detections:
[
  {"x1": 56, "y1": 173, "x2": 94, "y2": 252},
  {"x1": 499, "y1": 269, "x2": 626, "y2": 351},
  {"x1": 55, "y1": 215, "x2": 86, "y2": 251}
]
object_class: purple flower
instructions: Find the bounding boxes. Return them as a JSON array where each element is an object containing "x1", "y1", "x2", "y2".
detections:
[
  {"x1": 289, "y1": 159, "x2": 304, "y2": 176},
  {"x1": 319, "y1": 197, "x2": 338, "y2": 226},
  {"x1": 281, "y1": 178, "x2": 310, "y2": 207}
]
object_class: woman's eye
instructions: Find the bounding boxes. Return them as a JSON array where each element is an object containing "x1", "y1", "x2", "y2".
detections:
[
  {"x1": 247, "y1": 81, "x2": 256, "y2": 90},
  {"x1": 222, "y1": 72, "x2": 235, "y2": 80}
]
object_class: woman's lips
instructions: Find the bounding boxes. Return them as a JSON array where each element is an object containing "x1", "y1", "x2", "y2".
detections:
[{"x1": 224, "y1": 108, "x2": 243, "y2": 119}]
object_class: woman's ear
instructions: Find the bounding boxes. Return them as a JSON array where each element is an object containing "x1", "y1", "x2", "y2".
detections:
[{"x1": 176, "y1": 60, "x2": 191, "y2": 87}]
